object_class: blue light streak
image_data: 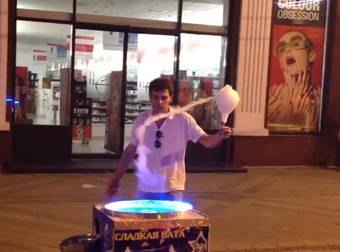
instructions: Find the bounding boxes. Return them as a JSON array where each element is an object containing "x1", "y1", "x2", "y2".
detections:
[
  {"x1": 5, "y1": 97, "x2": 20, "y2": 106},
  {"x1": 105, "y1": 200, "x2": 193, "y2": 214}
]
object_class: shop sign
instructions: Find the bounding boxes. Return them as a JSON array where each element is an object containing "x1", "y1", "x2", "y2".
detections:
[
  {"x1": 113, "y1": 227, "x2": 209, "y2": 252},
  {"x1": 67, "y1": 35, "x2": 94, "y2": 59}
]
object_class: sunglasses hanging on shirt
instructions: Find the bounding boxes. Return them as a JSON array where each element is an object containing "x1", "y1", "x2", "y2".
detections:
[{"x1": 154, "y1": 130, "x2": 163, "y2": 148}]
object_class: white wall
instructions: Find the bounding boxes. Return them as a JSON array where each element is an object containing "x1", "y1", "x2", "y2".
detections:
[
  {"x1": 16, "y1": 43, "x2": 48, "y2": 119},
  {"x1": 233, "y1": 0, "x2": 272, "y2": 136},
  {"x1": 16, "y1": 43, "x2": 47, "y2": 86},
  {"x1": 0, "y1": 0, "x2": 9, "y2": 130}
]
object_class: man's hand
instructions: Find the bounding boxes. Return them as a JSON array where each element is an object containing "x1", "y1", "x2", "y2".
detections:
[
  {"x1": 105, "y1": 143, "x2": 137, "y2": 201},
  {"x1": 106, "y1": 176, "x2": 120, "y2": 200},
  {"x1": 198, "y1": 126, "x2": 232, "y2": 148},
  {"x1": 219, "y1": 126, "x2": 232, "y2": 140}
]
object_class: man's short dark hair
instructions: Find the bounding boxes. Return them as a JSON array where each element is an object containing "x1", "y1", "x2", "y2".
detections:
[{"x1": 148, "y1": 78, "x2": 174, "y2": 96}]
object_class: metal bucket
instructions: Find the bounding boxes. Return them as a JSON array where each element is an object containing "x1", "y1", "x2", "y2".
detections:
[{"x1": 59, "y1": 233, "x2": 102, "y2": 252}]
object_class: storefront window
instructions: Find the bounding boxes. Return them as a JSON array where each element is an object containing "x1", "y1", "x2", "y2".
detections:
[
  {"x1": 17, "y1": 0, "x2": 72, "y2": 13},
  {"x1": 14, "y1": 1, "x2": 231, "y2": 155},
  {"x1": 182, "y1": 0, "x2": 228, "y2": 26},
  {"x1": 178, "y1": 33, "x2": 227, "y2": 129},
  {"x1": 15, "y1": 21, "x2": 72, "y2": 125},
  {"x1": 76, "y1": 0, "x2": 178, "y2": 22}
]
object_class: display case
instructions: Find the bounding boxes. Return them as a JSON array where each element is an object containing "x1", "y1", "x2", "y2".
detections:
[
  {"x1": 92, "y1": 99, "x2": 107, "y2": 124},
  {"x1": 72, "y1": 79, "x2": 92, "y2": 143},
  {"x1": 125, "y1": 81, "x2": 150, "y2": 124}
]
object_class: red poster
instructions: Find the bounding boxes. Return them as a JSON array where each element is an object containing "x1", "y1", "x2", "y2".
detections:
[
  {"x1": 15, "y1": 66, "x2": 29, "y2": 121},
  {"x1": 266, "y1": 0, "x2": 329, "y2": 133}
]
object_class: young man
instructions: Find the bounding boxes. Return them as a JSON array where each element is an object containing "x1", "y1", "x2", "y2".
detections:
[{"x1": 107, "y1": 77, "x2": 232, "y2": 201}]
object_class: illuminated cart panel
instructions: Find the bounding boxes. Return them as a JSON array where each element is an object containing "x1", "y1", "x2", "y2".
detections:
[{"x1": 93, "y1": 200, "x2": 210, "y2": 252}]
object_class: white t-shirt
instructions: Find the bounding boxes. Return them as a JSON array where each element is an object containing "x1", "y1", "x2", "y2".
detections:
[{"x1": 130, "y1": 107, "x2": 206, "y2": 193}]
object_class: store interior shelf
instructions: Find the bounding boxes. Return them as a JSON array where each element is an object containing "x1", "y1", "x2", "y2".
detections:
[{"x1": 92, "y1": 99, "x2": 107, "y2": 124}]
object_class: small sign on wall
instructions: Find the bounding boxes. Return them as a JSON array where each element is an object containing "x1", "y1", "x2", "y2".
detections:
[
  {"x1": 103, "y1": 31, "x2": 137, "y2": 51},
  {"x1": 33, "y1": 49, "x2": 47, "y2": 62},
  {"x1": 47, "y1": 43, "x2": 68, "y2": 60}
]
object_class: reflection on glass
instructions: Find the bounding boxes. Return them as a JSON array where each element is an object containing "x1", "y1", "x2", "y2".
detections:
[
  {"x1": 72, "y1": 30, "x2": 124, "y2": 155},
  {"x1": 77, "y1": 0, "x2": 178, "y2": 22},
  {"x1": 124, "y1": 33, "x2": 175, "y2": 147},
  {"x1": 182, "y1": 0, "x2": 228, "y2": 26},
  {"x1": 15, "y1": 21, "x2": 71, "y2": 126},
  {"x1": 178, "y1": 33, "x2": 227, "y2": 129},
  {"x1": 17, "y1": 0, "x2": 72, "y2": 12}
]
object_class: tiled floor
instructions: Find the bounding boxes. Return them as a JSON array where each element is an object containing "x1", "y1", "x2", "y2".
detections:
[
  {"x1": 71, "y1": 124, "x2": 133, "y2": 154},
  {"x1": 1, "y1": 166, "x2": 340, "y2": 251}
]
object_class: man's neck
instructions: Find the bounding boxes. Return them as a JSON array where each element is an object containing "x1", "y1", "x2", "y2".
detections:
[
  {"x1": 152, "y1": 107, "x2": 171, "y2": 128},
  {"x1": 155, "y1": 118, "x2": 166, "y2": 128},
  {"x1": 152, "y1": 107, "x2": 170, "y2": 115}
]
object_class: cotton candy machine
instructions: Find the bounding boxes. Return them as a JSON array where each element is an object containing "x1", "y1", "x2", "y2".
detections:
[
  {"x1": 104, "y1": 200, "x2": 193, "y2": 218},
  {"x1": 93, "y1": 200, "x2": 209, "y2": 251}
]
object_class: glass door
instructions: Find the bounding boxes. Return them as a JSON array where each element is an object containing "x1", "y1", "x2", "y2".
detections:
[
  {"x1": 124, "y1": 33, "x2": 176, "y2": 146},
  {"x1": 72, "y1": 29, "x2": 124, "y2": 155}
]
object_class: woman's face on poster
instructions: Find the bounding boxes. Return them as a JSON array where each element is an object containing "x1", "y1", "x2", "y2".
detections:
[{"x1": 276, "y1": 31, "x2": 311, "y2": 77}]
